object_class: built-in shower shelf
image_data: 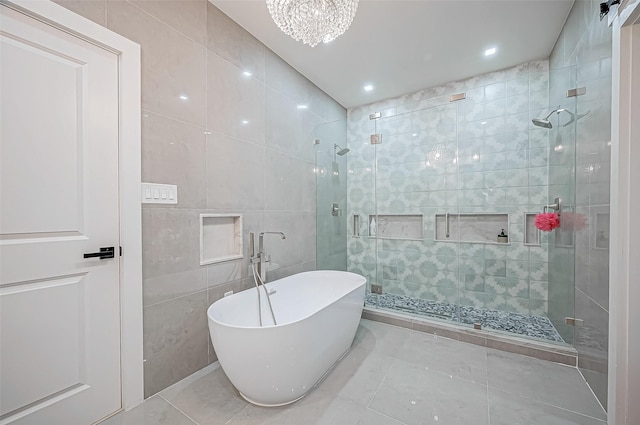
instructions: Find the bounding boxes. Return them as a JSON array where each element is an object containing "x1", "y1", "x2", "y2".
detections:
[
  {"x1": 368, "y1": 214, "x2": 423, "y2": 240},
  {"x1": 524, "y1": 213, "x2": 541, "y2": 246},
  {"x1": 435, "y1": 213, "x2": 509, "y2": 244},
  {"x1": 200, "y1": 214, "x2": 243, "y2": 265}
]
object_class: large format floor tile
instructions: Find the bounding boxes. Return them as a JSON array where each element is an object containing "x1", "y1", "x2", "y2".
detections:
[
  {"x1": 315, "y1": 397, "x2": 405, "y2": 425},
  {"x1": 100, "y1": 396, "x2": 196, "y2": 425},
  {"x1": 370, "y1": 360, "x2": 489, "y2": 425},
  {"x1": 488, "y1": 388, "x2": 607, "y2": 425},
  {"x1": 102, "y1": 319, "x2": 606, "y2": 425},
  {"x1": 159, "y1": 364, "x2": 248, "y2": 425},
  {"x1": 486, "y1": 348, "x2": 606, "y2": 420},
  {"x1": 395, "y1": 330, "x2": 488, "y2": 384}
]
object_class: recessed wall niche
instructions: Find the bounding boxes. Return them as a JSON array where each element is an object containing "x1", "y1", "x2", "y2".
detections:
[
  {"x1": 200, "y1": 214, "x2": 243, "y2": 265},
  {"x1": 435, "y1": 213, "x2": 509, "y2": 244},
  {"x1": 368, "y1": 214, "x2": 423, "y2": 240},
  {"x1": 524, "y1": 213, "x2": 541, "y2": 246}
]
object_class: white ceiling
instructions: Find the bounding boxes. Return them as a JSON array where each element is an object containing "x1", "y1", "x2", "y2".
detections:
[{"x1": 210, "y1": 0, "x2": 575, "y2": 109}]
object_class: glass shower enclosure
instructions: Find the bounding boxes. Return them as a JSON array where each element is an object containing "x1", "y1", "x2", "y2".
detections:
[
  {"x1": 316, "y1": 67, "x2": 579, "y2": 346},
  {"x1": 314, "y1": 119, "x2": 348, "y2": 272}
]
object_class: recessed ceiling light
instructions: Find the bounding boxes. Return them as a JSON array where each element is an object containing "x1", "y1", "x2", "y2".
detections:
[
  {"x1": 241, "y1": 120, "x2": 249, "y2": 125},
  {"x1": 179, "y1": 95, "x2": 189, "y2": 101},
  {"x1": 364, "y1": 84, "x2": 374, "y2": 92},
  {"x1": 485, "y1": 47, "x2": 497, "y2": 56},
  {"x1": 297, "y1": 104, "x2": 308, "y2": 109},
  {"x1": 242, "y1": 71, "x2": 253, "y2": 77},
  {"x1": 481, "y1": 121, "x2": 487, "y2": 125}
]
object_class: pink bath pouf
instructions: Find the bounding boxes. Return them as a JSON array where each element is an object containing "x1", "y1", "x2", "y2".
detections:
[{"x1": 535, "y1": 212, "x2": 560, "y2": 232}]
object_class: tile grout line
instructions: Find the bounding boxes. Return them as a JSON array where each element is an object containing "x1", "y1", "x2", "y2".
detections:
[
  {"x1": 575, "y1": 286, "x2": 609, "y2": 314},
  {"x1": 143, "y1": 287, "x2": 209, "y2": 309},
  {"x1": 124, "y1": 0, "x2": 203, "y2": 47},
  {"x1": 157, "y1": 394, "x2": 200, "y2": 425},
  {"x1": 575, "y1": 366, "x2": 608, "y2": 419},
  {"x1": 364, "y1": 341, "x2": 417, "y2": 425},
  {"x1": 224, "y1": 403, "x2": 252, "y2": 425},
  {"x1": 364, "y1": 405, "x2": 410, "y2": 425},
  {"x1": 487, "y1": 387, "x2": 607, "y2": 422},
  {"x1": 365, "y1": 371, "x2": 389, "y2": 411},
  {"x1": 143, "y1": 101, "x2": 324, "y2": 165},
  {"x1": 142, "y1": 109, "x2": 206, "y2": 132}
]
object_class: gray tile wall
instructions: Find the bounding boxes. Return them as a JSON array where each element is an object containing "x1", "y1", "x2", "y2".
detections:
[
  {"x1": 54, "y1": 0, "x2": 345, "y2": 397},
  {"x1": 549, "y1": 0, "x2": 612, "y2": 410}
]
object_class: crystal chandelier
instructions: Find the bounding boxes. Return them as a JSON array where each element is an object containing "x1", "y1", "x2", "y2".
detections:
[{"x1": 266, "y1": 0, "x2": 359, "y2": 47}]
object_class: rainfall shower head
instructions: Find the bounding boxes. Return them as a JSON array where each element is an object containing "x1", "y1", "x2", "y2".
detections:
[
  {"x1": 531, "y1": 107, "x2": 575, "y2": 129},
  {"x1": 334, "y1": 144, "x2": 350, "y2": 156}
]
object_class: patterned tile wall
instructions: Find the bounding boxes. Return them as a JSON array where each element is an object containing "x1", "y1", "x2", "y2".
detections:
[{"x1": 347, "y1": 60, "x2": 551, "y2": 317}]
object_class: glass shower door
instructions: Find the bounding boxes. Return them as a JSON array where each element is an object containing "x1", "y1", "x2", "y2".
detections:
[
  {"x1": 365, "y1": 103, "x2": 462, "y2": 321},
  {"x1": 546, "y1": 65, "x2": 578, "y2": 344},
  {"x1": 344, "y1": 115, "x2": 378, "y2": 293}
]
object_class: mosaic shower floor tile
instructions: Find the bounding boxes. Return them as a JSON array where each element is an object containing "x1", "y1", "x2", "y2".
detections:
[{"x1": 365, "y1": 292, "x2": 564, "y2": 343}]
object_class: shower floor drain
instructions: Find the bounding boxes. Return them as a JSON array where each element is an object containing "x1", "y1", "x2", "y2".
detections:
[{"x1": 365, "y1": 292, "x2": 564, "y2": 343}]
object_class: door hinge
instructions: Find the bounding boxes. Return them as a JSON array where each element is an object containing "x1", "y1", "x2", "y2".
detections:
[
  {"x1": 119, "y1": 246, "x2": 123, "y2": 256},
  {"x1": 565, "y1": 317, "x2": 584, "y2": 326},
  {"x1": 566, "y1": 87, "x2": 586, "y2": 97}
]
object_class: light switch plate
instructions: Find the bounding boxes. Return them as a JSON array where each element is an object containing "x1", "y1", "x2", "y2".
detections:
[{"x1": 141, "y1": 182, "x2": 178, "y2": 204}]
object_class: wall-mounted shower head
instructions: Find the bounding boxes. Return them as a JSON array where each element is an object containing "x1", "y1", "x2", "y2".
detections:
[
  {"x1": 532, "y1": 107, "x2": 575, "y2": 129},
  {"x1": 532, "y1": 117, "x2": 553, "y2": 128},
  {"x1": 334, "y1": 144, "x2": 350, "y2": 156}
]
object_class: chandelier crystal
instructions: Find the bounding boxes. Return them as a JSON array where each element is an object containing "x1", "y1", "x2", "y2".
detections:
[{"x1": 266, "y1": 0, "x2": 359, "y2": 47}]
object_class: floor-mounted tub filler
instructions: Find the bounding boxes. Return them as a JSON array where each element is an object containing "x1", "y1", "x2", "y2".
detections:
[{"x1": 207, "y1": 270, "x2": 366, "y2": 406}]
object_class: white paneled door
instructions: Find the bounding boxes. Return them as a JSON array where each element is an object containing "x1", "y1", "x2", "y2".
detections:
[{"x1": 0, "y1": 4, "x2": 121, "y2": 425}]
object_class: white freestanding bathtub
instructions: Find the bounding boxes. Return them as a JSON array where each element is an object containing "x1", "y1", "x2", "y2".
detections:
[{"x1": 207, "y1": 270, "x2": 366, "y2": 406}]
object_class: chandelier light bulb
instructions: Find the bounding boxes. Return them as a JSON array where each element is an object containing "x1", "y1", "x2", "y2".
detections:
[{"x1": 266, "y1": 0, "x2": 359, "y2": 47}]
